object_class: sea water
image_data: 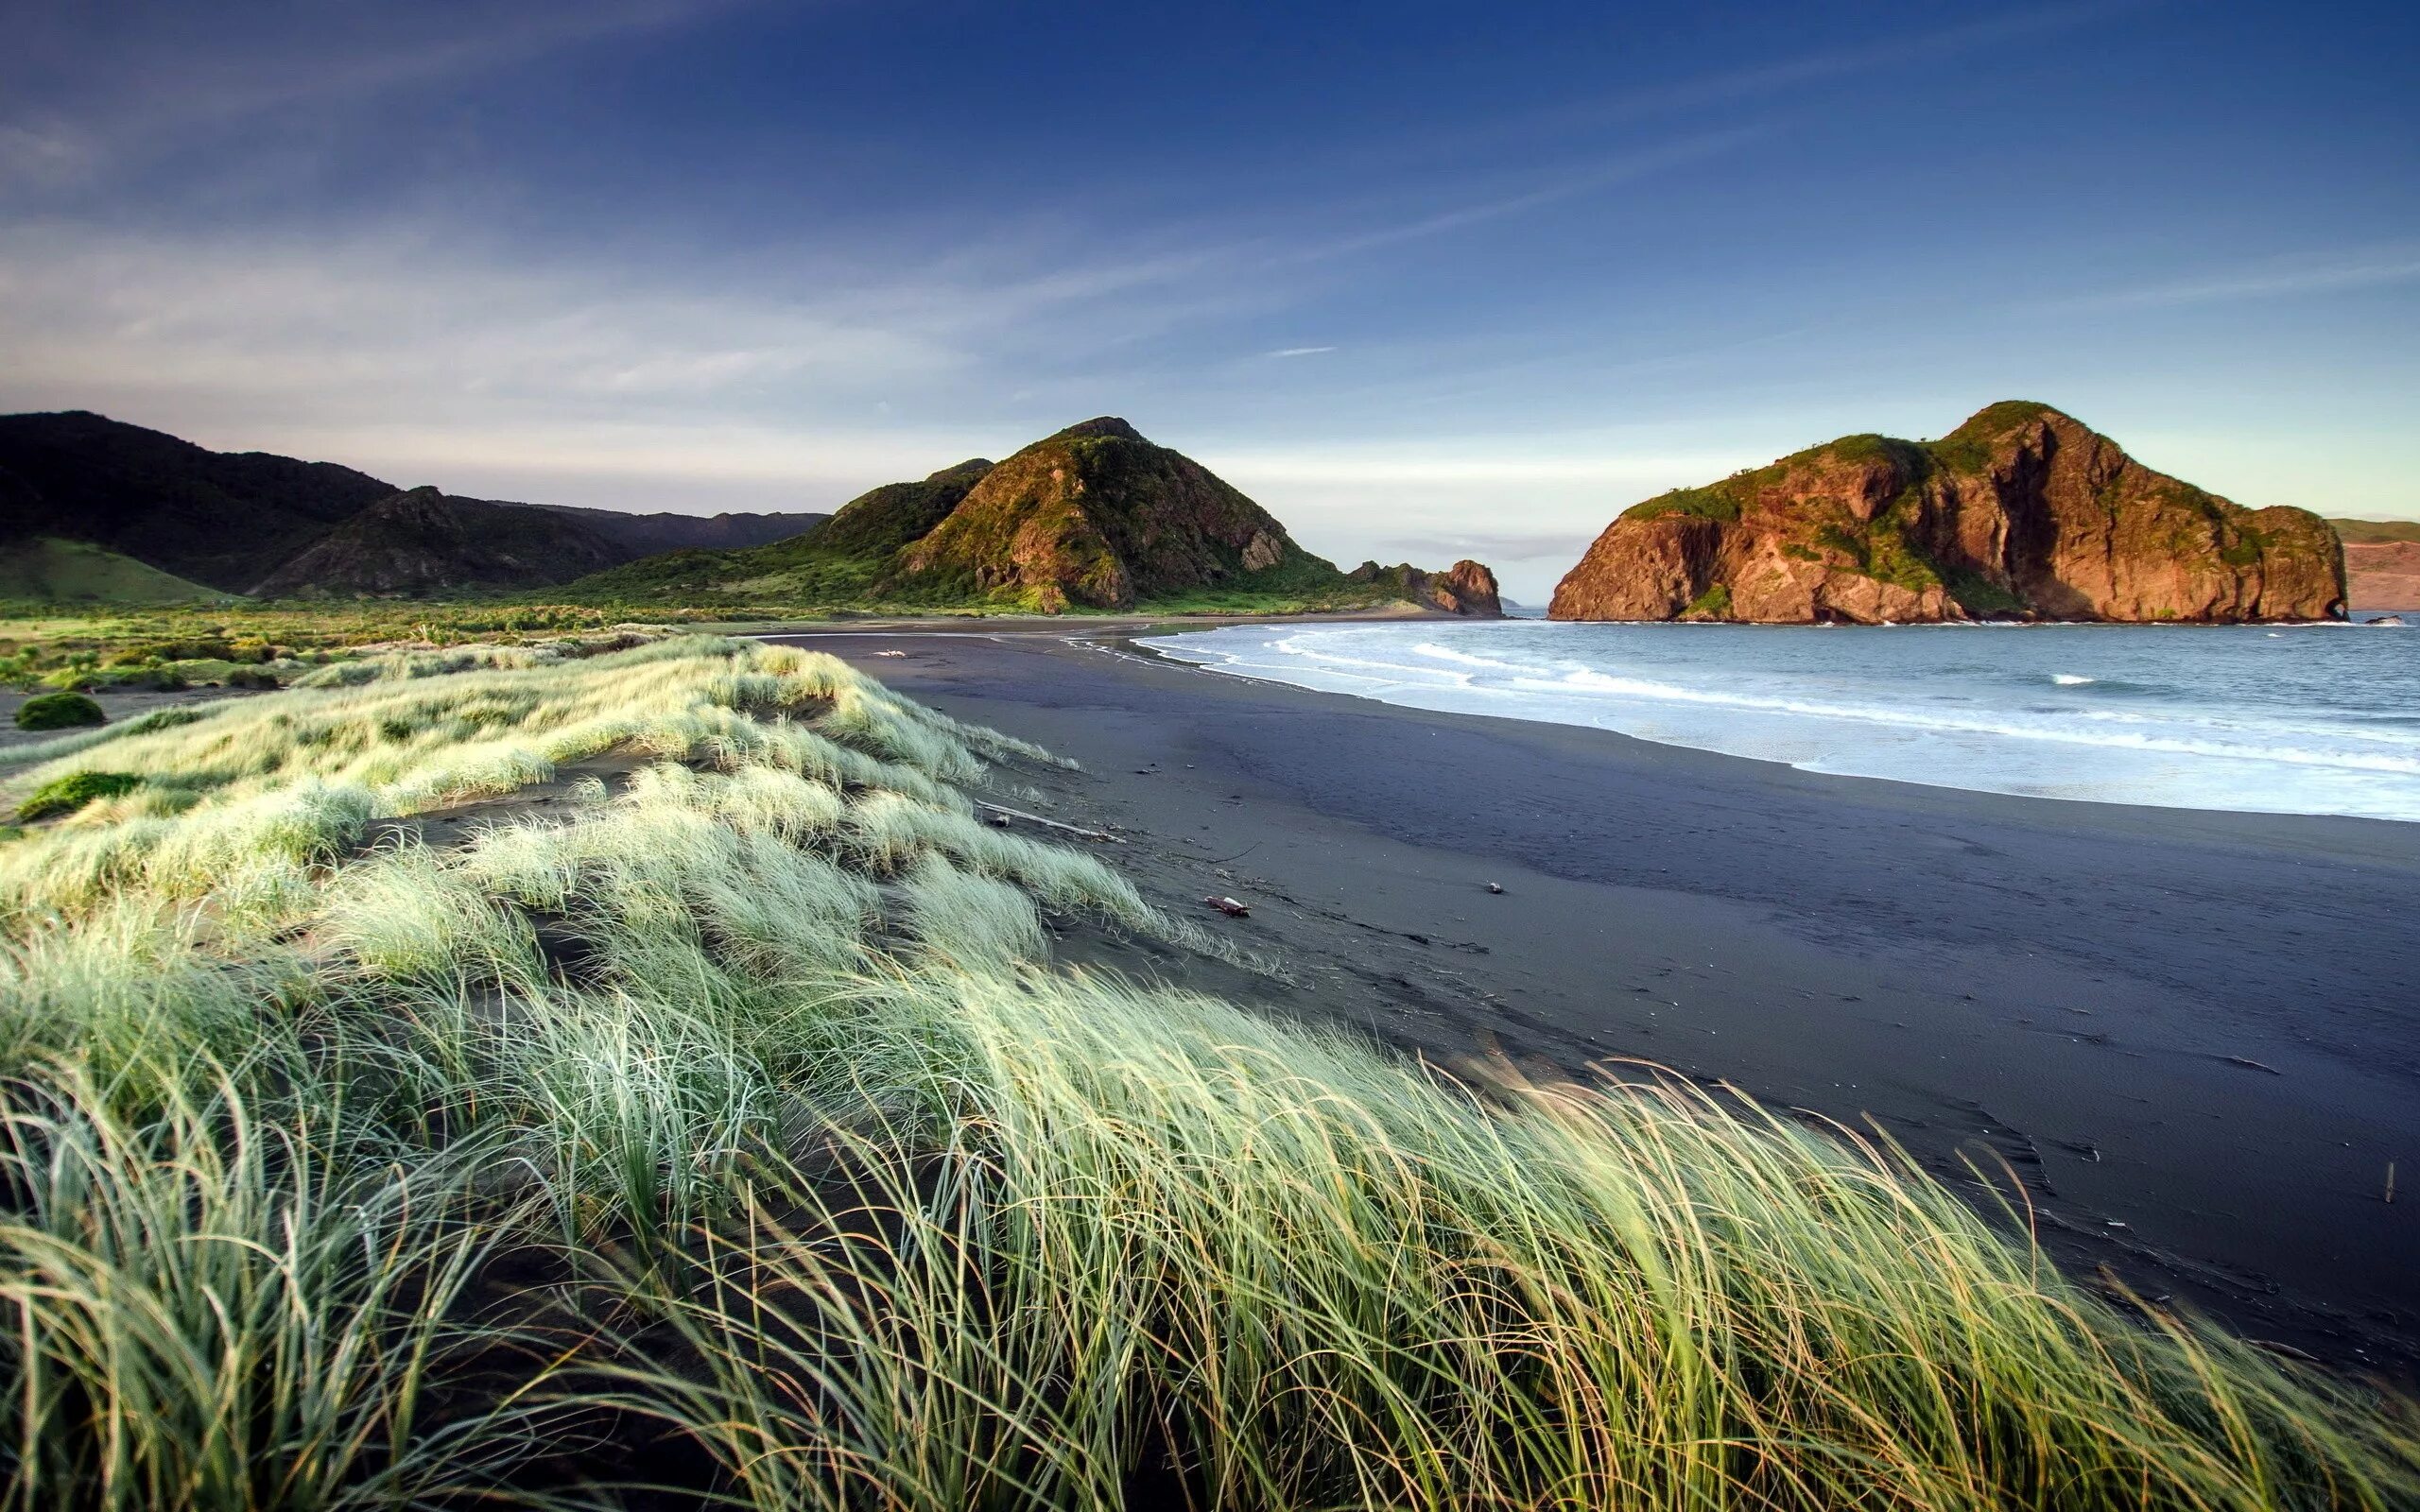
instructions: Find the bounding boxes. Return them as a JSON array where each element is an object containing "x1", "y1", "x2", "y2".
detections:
[{"x1": 1138, "y1": 614, "x2": 2420, "y2": 823}]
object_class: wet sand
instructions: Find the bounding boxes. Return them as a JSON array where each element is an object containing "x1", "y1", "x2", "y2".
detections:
[{"x1": 769, "y1": 622, "x2": 2420, "y2": 1377}]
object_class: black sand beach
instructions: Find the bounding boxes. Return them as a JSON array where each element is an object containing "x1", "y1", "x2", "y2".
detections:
[{"x1": 772, "y1": 621, "x2": 2420, "y2": 1377}]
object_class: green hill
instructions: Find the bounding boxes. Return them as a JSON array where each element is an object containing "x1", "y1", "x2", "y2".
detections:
[
  {"x1": 0, "y1": 537, "x2": 229, "y2": 604},
  {"x1": 570, "y1": 459, "x2": 994, "y2": 605},
  {"x1": 569, "y1": 425, "x2": 1503, "y2": 616}
]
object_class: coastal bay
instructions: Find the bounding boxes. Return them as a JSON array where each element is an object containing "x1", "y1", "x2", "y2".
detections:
[{"x1": 775, "y1": 622, "x2": 2420, "y2": 1376}]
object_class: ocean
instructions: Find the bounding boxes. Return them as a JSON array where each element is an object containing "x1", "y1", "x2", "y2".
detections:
[{"x1": 1139, "y1": 614, "x2": 2420, "y2": 823}]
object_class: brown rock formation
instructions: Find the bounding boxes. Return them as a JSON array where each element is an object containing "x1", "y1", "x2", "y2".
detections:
[
  {"x1": 1345, "y1": 559, "x2": 1505, "y2": 616},
  {"x1": 1426, "y1": 558, "x2": 1503, "y2": 615},
  {"x1": 892, "y1": 418, "x2": 1327, "y2": 610},
  {"x1": 1550, "y1": 403, "x2": 2345, "y2": 624}
]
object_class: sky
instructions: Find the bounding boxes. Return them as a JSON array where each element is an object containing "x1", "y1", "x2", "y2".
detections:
[{"x1": 2, "y1": 0, "x2": 2414, "y2": 600}]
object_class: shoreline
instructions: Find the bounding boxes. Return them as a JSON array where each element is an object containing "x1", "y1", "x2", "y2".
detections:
[{"x1": 772, "y1": 624, "x2": 2420, "y2": 1377}]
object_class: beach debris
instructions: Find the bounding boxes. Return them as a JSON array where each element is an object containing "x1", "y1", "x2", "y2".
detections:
[
  {"x1": 988, "y1": 813, "x2": 1011, "y2": 828},
  {"x1": 872, "y1": 649, "x2": 907, "y2": 657},
  {"x1": 2221, "y1": 1055, "x2": 2283, "y2": 1075},
  {"x1": 1486, "y1": 881, "x2": 1504, "y2": 894},
  {"x1": 1203, "y1": 895, "x2": 1251, "y2": 918},
  {"x1": 2251, "y1": 1338, "x2": 2320, "y2": 1364},
  {"x1": 973, "y1": 801, "x2": 1123, "y2": 843},
  {"x1": 2388, "y1": 1162, "x2": 2398, "y2": 1205}
]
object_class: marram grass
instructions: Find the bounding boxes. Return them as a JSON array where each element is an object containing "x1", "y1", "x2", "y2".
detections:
[{"x1": 0, "y1": 636, "x2": 2410, "y2": 1509}]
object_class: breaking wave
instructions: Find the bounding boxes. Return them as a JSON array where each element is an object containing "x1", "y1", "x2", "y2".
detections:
[{"x1": 1141, "y1": 619, "x2": 2420, "y2": 822}]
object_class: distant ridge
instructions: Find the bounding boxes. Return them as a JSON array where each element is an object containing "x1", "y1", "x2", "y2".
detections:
[
  {"x1": 0, "y1": 410, "x2": 826, "y2": 598},
  {"x1": 0, "y1": 411, "x2": 395, "y2": 592},
  {"x1": 251, "y1": 488, "x2": 631, "y2": 597},
  {"x1": 2330, "y1": 520, "x2": 2420, "y2": 608}
]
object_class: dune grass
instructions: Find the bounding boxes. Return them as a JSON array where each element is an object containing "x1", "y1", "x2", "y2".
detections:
[{"x1": 0, "y1": 636, "x2": 2411, "y2": 1508}]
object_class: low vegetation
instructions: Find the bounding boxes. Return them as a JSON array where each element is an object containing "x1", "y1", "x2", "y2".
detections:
[
  {"x1": 0, "y1": 637, "x2": 2411, "y2": 1508},
  {"x1": 13, "y1": 690, "x2": 105, "y2": 730},
  {"x1": 15, "y1": 769, "x2": 141, "y2": 821}
]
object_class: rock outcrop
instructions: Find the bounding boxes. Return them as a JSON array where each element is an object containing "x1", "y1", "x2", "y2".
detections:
[
  {"x1": 1347, "y1": 558, "x2": 1504, "y2": 616},
  {"x1": 892, "y1": 418, "x2": 1330, "y2": 611},
  {"x1": 1550, "y1": 403, "x2": 2345, "y2": 624}
]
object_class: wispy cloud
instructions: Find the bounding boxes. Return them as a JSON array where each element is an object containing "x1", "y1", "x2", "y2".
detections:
[
  {"x1": 1276, "y1": 128, "x2": 1763, "y2": 266},
  {"x1": 1267, "y1": 346, "x2": 1337, "y2": 357},
  {"x1": 2054, "y1": 249, "x2": 2420, "y2": 310},
  {"x1": 0, "y1": 0, "x2": 753, "y2": 190}
]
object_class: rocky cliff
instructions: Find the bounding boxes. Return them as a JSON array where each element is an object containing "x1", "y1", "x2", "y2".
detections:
[
  {"x1": 1347, "y1": 559, "x2": 1504, "y2": 615},
  {"x1": 1550, "y1": 403, "x2": 2345, "y2": 624},
  {"x1": 892, "y1": 419, "x2": 1329, "y2": 611}
]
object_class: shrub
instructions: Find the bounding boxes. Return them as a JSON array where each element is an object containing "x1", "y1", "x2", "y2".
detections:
[
  {"x1": 17, "y1": 770, "x2": 143, "y2": 822},
  {"x1": 15, "y1": 691, "x2": 105, "y2": 730}
]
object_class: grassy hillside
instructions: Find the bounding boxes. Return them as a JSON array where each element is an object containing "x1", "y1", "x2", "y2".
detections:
[
  {"x1": 569, "y1": 460, "x2": 996, "y2": 607},
  {"x1": 0, "y1": 410, "x2": 396, "y2": 592},
  {"x1": 569, "y1": 430, "x2": 1426, "y2": 616},
  {"x1": 0, "y1": 635, "x2": 2409, "y2": 1507},
  {"x1": 2330, "y1": 518, "x2": 2420, "y2": 543},
  {"x1": 0, "y1": 537, "x2": 229, "y2": 604}
]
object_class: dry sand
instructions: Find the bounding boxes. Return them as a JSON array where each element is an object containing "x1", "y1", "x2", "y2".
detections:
[{"x1": 769, "y1": 620, "x2": 2420, "y2": 1379}]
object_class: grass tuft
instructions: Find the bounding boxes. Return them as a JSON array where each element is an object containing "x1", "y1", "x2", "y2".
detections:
[{"x1": 0, "y1": 635, "x2": 2409, "y2": 1508}]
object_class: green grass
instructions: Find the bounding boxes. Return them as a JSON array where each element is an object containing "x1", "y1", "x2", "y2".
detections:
[
  {"x1": 16, "y1": 770, "x2": 142, "y2": 822},
  {"x1": 0, "y1": 638, "x2": 2411, "y2": 1507},
  {"x1": 0, "y1": 537, "x2": 227, "y2": 606},
  {"x1": 1682, "y1": 583, "x2": 1733, "y2": 618}
]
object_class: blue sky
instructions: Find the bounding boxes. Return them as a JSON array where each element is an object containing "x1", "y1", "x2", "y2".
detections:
[{"x1": 2, "y1": 0, "x2": 2413, "y2": 598}]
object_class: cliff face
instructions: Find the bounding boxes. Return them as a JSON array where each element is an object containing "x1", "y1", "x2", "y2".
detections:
[
  {"x1": 1550, "y1": 403, "x2": 2345, "y2": 624},
  {"x1": 892, "y1": 419, "x2": 1321, "y2": 611}
]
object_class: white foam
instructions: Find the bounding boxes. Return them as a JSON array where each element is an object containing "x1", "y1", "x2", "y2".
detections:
[{"x1": 1137, "y1": 622, "x2": 2420, "y2": 821}]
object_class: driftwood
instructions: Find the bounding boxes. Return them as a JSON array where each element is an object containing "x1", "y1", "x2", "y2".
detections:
[
  {"x1": 1203, "y1": 896, "x2": 1250, "y2": 918},
  {"x1": 973, "y1": 801, "x2": 1124, "y2": 843}
]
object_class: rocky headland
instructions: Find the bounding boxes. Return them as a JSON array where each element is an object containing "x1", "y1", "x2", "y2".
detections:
[{"x1": 1550, "y1": 403, "x2": 2344, "y2": 624}]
